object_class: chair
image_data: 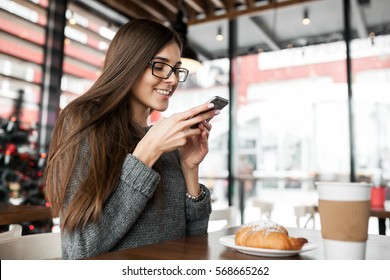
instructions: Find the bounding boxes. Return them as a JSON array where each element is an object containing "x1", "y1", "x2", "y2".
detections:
[
  {"x1": 208, "y1": 206, "x2": 236, "y2": 232},
  {"x1": 294, "y1": 205, "x2": 316, "y2": 228},
  {"x1": 0, "y1": 232, "x2": 61, "y2": 260},
  {"x1": 252, "y1": 199, "x2": 274, "y2": 220},
  {"x1": 0, "y1": 224, "x2": 23, "y2": 242}
]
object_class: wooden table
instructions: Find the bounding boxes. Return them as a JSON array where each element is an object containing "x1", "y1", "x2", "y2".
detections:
[
  {"x1": 87, "y1": 226, "x2": 390, "y2": 260},
  {"x1": 0, "y1": 202, "x2": 52, "y2": 226}
]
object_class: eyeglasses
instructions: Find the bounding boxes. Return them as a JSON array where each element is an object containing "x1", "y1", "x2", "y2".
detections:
[{"x1": 148, "y1": 61, "x2": 189, "y2": 82}]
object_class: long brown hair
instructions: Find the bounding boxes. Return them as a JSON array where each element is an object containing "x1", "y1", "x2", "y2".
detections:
[{"x1": 44, "y1": 19, "x2": 182, "y2": 232}]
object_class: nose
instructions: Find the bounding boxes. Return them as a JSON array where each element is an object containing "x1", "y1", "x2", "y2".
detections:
[{"x1": 165, "y1": 71, "x2": 179, "y2": 84}]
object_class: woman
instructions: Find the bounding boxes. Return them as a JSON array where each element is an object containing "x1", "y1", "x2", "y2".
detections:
[{"x1": 44, "y1": 19, "x2": 218, "y2": 259}]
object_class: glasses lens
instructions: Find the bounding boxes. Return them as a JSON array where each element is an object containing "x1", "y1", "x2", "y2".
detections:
[
  {"x1": 152, "y1": 62, "x2": 170, "y2": 79},
  {"x1": 151, "y1": 62, "x2": 188, "y2": 82},
  {"x1": 176, "y1": 69, "x2": 189, "y2": 82}
]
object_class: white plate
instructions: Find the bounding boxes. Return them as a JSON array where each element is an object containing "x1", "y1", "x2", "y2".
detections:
[{"x1": 219, "y1": 235, "x2": 318, "y2": 257}]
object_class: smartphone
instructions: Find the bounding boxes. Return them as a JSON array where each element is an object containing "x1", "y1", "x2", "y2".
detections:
[
  {"x1": 207, "y1": 96, "x2": 229, "y2": 111},
  {"x1": 190, "y1": 96, "x2": 229, "y2": 128}
]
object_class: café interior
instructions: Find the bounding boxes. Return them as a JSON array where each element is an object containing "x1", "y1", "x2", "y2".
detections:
[{"x1": 0, "y1": 0, "x2": 390, "y2": 260}]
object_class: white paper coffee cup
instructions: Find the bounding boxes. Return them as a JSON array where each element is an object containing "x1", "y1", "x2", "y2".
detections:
[{"x1": 316, "y1": 182, "x2": 371, "y2": 260}]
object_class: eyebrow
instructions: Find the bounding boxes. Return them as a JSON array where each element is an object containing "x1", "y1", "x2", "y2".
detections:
[{"x1": 152, "y1": 56, "x2": 182, "y2": 66}]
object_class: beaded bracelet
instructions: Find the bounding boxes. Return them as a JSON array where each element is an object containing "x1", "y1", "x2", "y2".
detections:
[{"x1": 186, "y1": 185, "x2": 206, "y2": 202}]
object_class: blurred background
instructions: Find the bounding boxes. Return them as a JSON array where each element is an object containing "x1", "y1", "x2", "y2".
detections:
[{"x1": 0, "y1": 0, "x2": 389, "y2": 235}]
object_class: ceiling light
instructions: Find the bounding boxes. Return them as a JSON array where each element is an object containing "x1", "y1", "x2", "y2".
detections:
[
  {"x1": 69, "y1": 17, "x2": 76, "y2": 25},
  {"x1": 173, "y1": 0, "x2": 202, "y2": 73},
  {"x1": 302, "y1": 8, "x2": 310, "y2": 25},
  {"x1": 67, "y1": 10, "x2": 76, "y2": 25},
  {"x1": 216, "y1": 26, "x2": 223, "y2": 41}
]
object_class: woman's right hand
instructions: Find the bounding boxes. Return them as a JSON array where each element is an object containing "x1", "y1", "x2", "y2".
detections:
[{"x1": 132, "y1": 102, "x2": 218, "y2": 167}]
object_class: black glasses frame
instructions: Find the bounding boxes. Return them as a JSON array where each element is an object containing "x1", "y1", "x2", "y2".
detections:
[{"x1": 148, "y1": 61, "x2": 189, "y2": 82}]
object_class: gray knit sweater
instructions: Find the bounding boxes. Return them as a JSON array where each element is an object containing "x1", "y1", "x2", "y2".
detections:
[{"x1": 61, "y1": 149, "x2": 212, "y2": 259}]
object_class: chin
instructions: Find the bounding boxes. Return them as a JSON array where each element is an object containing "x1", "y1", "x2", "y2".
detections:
[
  {"x1": 158, "y1": 107, "x2": 168, "y2": 112},
  {"x1": 154, "y1": 105, "x2": 169, "y2": 112}
]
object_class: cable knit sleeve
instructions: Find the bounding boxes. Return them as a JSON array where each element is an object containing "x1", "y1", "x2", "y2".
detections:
[
  {"x1": 62, "y1": 154, "x2": 160, "y2": 259},
  {"x1": 185, "y1": 184, "x2": 212, "y2": 236}
]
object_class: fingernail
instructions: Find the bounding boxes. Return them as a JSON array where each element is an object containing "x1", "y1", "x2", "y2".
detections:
[
  {"x1": 208, "y1": 103, "x2": 215, "y2": 108},
  {"x1": 215, "y1": 110, "x2": 221, "y2": 115}
]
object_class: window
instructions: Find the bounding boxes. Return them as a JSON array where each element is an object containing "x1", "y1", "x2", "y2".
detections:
[
  {"x1": 0, "y1": 0, "x2": 47, "y2": 124},
  {"x1": 60, "y1": 2, "x2": 121, "y2": 109}
]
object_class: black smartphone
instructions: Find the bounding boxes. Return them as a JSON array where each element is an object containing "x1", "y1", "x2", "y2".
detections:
[
  {"x1": 190, "y1": 96, "x2": 229, "y2": 128},
  {"x1": 207, "y1": 96, "x2": 229, "y2": 111}
]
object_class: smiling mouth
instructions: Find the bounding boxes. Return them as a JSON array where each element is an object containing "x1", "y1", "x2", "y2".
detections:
[{"x1": 155, "y1": 89, "x2": 171, "y2": 96}]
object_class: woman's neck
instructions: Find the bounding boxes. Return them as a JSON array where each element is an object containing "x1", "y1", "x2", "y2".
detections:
[{"x1": 130, "y1": 103, "x2": 150, "y2": 127}]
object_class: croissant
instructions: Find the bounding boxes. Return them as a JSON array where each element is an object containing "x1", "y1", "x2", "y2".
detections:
[{"x1": 235, "y1": 222, "x2": 308, "y2": 250}]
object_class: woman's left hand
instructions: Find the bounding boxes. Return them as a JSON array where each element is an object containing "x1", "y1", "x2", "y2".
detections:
[{"x1": 179, "y1": 121, "x2": 212, "y2": 169}]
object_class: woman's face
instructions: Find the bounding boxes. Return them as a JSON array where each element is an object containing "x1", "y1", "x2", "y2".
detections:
[{"x1": 130, "y1": 41, "x2": 182, "y2": 116}]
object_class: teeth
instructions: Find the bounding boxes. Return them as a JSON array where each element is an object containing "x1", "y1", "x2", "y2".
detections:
[{"x1": 156, "y1": 89, "x2": 170, "y2": 96}]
